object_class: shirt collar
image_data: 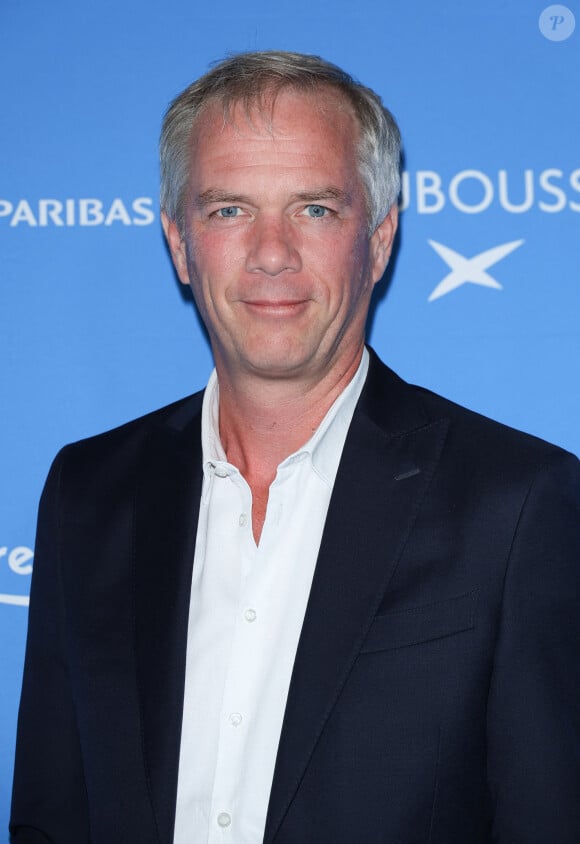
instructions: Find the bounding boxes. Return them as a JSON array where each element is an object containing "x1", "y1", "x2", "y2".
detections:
[{"x1": 201, "y1": 348, "x2": 369, "y2": 485}]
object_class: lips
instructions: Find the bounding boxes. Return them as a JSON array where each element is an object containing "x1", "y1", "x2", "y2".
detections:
[
  {"x1": 244, "y1": 299, "x2": 308, "y2": 307},
  {"x1": 240, "y1": 298, "x2": 311, "y2": 317}
]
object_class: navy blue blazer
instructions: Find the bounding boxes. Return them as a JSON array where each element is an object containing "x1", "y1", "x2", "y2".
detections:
[{"x1": 10, "y1": 350, "x2": 580, "y2": 842}]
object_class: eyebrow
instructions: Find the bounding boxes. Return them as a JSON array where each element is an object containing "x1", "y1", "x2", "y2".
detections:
[
  {"x1": 195, "y1": 187, "x2": 352, "y2": 208},
  {"x1": 289, "y1": 188, "x2": 352, "y2": 205},
  {"x1": 196, "y1": 190, "x2": 249, "y2": 208}
]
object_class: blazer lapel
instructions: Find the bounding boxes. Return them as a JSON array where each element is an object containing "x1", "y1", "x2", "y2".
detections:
[
  {"x1": 264, "y1": 354, "x2": 449, "y2": 841},
  {"x1": 133, "y1": 397, "x2": 204, "y2": 844}
]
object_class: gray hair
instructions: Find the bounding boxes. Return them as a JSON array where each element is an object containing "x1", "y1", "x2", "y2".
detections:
[{"x1": 160, "y1": 50, "x2": 401, "y2": 234}]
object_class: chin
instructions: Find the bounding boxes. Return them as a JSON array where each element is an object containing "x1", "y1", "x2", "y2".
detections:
[{"x1": 242, "y1": 344, "x2": 316, "y2": 379}]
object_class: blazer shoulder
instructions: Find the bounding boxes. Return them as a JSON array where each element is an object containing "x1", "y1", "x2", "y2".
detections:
[
  {"x1": 364, "y1": 350, "x2": 578, "y2": 482},
  {"x1": 51, "y1": 390, "x2": 204, "y2": 491},
  {"x1": 403, "y1": 384, "x2": 579, "y2": 513},
  {"x1": 414, "y1": 382, "x2": 576, "y2": 462}
]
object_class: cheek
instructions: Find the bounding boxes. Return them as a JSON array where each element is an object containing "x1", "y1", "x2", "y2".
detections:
[
  {"x1": 186, "y1": 232, "x2": 234, "y2": 291},
  {"x1": 306, "y1": 234, "x2": 369, "y2": 295},
  {"x1": 193, "y1": 230, "x2": 247, "y2": 279},
  {"x1": 306, "y1": 230, "x2": 353, "y2": 268}
]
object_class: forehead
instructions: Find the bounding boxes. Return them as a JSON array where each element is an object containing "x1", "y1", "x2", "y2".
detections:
[{"x1": 189, "y1": 87, "x2": 360, "y2": 162}]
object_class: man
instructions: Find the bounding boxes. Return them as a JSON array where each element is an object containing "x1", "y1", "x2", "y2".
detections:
[{"x1": 10, "y1": 51, "x2": 580, "y2": 843}]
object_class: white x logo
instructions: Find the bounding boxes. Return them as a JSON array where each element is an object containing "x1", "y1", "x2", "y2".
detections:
[{"x1": 427, "y1": 239, "x2": 525, "y2": 302}]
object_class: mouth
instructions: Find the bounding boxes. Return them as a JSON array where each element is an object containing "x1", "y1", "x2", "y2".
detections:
[{"x1": 241, "y1": 299, "x2": 310, "y2": 316}]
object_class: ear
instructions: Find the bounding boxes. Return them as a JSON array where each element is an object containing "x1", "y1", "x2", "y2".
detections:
[
  {"x1": 161, "y1": 211, "x2": 190, "y2": 286},
  {"x1": 369, "y1": 204, "x2": 399, "y2": 284}
]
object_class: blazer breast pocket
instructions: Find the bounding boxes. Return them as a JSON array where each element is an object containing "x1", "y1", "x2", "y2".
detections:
[{"x1": 360, "y1": 590, "x2": 478, "y2": 654}]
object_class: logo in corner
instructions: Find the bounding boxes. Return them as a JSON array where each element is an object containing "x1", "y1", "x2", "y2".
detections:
[
  {"x1": 427, "y1": 239, "x2": 525, "y2": 302},
  {"x1": 539, "y1": 5, "x2": 576, "y2": 41}
]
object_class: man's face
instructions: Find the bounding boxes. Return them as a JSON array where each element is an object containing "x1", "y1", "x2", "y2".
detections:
[{"x1": 163, "y1": 89, "x2": 397, "y2": 384}]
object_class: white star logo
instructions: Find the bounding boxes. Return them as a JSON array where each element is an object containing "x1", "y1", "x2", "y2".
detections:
[{"x1": 427, "y1": 239, "x2": 525, "y2": 302}]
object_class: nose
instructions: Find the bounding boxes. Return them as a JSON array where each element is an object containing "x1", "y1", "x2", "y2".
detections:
[{"x1": 245, "y1": 216, "x2": 302, "y2": 276}]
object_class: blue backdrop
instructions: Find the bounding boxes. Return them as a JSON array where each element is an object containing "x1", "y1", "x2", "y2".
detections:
[{"x1": 1, "y1": 0, "x2": 578, "y2": 829}]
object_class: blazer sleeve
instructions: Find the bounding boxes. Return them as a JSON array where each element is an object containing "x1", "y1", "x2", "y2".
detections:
[
  {"x1": 486, "y1": 449, "x2": 580, "y2": 842},
  {"x1": 10, "y1": 450, "x2": 91, "y2": 843}
]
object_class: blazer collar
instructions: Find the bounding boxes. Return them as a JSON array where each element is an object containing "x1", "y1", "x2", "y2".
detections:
[
  {"x1": 264, "y1": 350, "x2": 449, "y2": 841},
  {"x1": 133, "y1": 394, "x2": 204, "y2": 844}
]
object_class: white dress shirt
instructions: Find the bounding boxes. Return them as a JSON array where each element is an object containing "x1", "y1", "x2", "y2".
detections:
[{"x1": 173, "y1": 350, "x2": 369, "y2": 844}]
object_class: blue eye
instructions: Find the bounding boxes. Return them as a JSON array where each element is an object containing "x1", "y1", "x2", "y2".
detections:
[
  {"x1": 218, "y1": 206, "x2": 241, "y2": 218},
  {"x1": 306, "y1": 204, "x2": 327, "y2": 218}
]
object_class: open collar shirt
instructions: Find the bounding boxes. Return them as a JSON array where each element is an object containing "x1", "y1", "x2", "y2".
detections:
[{"x1": 173, "y1": 349, "x2": 369, "y2": 844}]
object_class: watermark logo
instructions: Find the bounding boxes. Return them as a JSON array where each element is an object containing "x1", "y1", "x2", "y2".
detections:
[
  {"x1": 428, "y1": 240, "x2": 524, "y2": 301},
  {"x1": 539, "y1": 5, "x2": 576, "y2": 41}
]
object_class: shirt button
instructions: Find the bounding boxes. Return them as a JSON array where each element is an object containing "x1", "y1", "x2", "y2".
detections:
[
  {"x1": 229, "y1": 712, "x2": 243, "y2": 727},
  {"x1": 214, "y1": 465, "x2": 228, "y2": 478},
  {"x1": 217, "y1": 812, "x2": 231, "y2": 828},
  {"x1": 238, "y1": 513, "x2": 248, "y2": 527},
  {"x1": 244, "y1": 608, "x2": 257, "y2": 623}
]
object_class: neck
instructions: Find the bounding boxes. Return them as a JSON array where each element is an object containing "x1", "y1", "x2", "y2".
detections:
[{"x1": 215, "y1": 345, "x2": 364, "y2": 486}]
